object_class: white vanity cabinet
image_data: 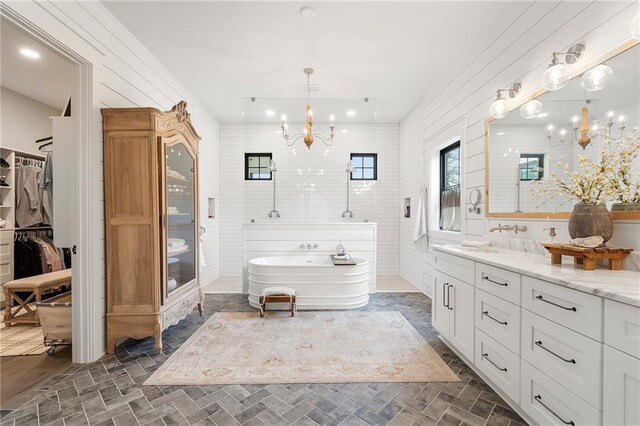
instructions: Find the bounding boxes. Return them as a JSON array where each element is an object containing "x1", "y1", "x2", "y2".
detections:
[{"x1": 432, "y1": 245, "x2": 640, "y2": 426}]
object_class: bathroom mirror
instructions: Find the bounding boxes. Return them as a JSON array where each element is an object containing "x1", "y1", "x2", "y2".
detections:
[{"x1": 485, "y1": 40, "x2": 640, "y2": 219}]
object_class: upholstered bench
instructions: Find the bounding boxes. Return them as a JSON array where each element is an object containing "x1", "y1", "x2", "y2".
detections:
[
  {"x1": 259, "y1": 287, "x2": 296, "y2": 318},
  {"x1": 3, "y1": 269, "x2": 72, "y2": 326}
]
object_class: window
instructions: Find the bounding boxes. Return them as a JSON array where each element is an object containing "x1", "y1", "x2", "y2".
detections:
[
  {"x1": 439, "y1": 141, "x2": 461, "y2": 232},
  {"x1": 244, "y1": 153, "x2": 272, "y2": 180},
  {"x1": 350, "y1": 153, "x2": 377, "y2": 180},
  {"x1": 519, "y1": 153, "x2": 544, "y2": 181}
]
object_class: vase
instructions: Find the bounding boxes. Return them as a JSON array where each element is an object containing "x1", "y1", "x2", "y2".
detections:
[
  {"x1": 568, "y1": 203, "x2": 613, "y2": 243},
  {"x1": 611, "y1": 203, "x2": 640, "y2": 212}
]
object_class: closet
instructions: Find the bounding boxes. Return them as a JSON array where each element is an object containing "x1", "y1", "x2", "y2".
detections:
[{"x1": 102, "y1": 101, "x2": 203, "y2": 353}]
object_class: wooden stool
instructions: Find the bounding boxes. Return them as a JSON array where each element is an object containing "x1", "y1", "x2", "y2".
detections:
[
  {"x1": 3, "y1": 269, "x2": 72, "y2": 326},
  {"x1": 259, "y1": 287, "x2": 296, "y2": 318}
]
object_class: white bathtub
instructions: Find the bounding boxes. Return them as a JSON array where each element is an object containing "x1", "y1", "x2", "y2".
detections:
[{"x1": 248, "y1": 256, "x2": 369, "y2": 310}]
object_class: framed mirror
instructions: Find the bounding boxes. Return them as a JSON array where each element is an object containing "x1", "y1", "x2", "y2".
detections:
[{"x1": 485, "y1": 39, "x2": 640, "y2": 219}]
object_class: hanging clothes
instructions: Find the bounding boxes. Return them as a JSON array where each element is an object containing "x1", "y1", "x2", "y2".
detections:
[
  {"x1": 15, "y1": 164, "x2": 44, "y2": 228},
  {"x1": 40, "y1": 152, "x2": 53, "y2": 225},
  {"x1": 13, "y1": 232, "x2": 67, "y2": 279}
]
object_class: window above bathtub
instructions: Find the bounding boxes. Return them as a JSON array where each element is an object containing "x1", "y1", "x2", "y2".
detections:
[
  {"x1": 245, "y1": 153, "x2": 272, "y2": 180},
  {"x1": 350, "y1": 153, "x2": 377, "y2": 181}
]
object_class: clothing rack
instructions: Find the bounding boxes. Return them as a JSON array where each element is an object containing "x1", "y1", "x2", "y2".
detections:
[
  {"x1": 14, "y1": 228, "x2": 53, "y2": 240},
  {"x1": 15, "y1": 155, "x2": 44, "y2": 168}
]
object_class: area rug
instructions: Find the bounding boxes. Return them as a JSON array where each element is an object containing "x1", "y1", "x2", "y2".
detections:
[
  {"x1": 0, "y1": 323, "x2": 48, "y2": 356},
  {"x1": 145, "y1": 311, "x2": 459, "y2": 385}
]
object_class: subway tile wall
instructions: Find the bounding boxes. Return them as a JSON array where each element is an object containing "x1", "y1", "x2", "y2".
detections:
[{"x1": 220, "y1": 122, "x2": 401, "y2": 278}]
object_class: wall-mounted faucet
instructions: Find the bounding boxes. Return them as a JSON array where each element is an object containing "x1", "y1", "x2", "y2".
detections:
[
  {"x1": 299, "y1": 243, "x2": 320, "y2": 250},
  {"x1": 489, "y1": 223, "x2": 528, "y2": 234},
  {"x1": 342, "y1": 161, "x2": 354, "y2": 218},
  {"x1": 268, "y1": 160, "x2": 280, "y2": 218}
]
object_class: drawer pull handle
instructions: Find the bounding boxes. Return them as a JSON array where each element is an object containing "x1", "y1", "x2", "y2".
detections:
[
  {"x1": 482, "y1": 274, "x2": 508, "y2": 287},
  {"x1": 535, "y1": 340, "x2": 576, "y2": 364},
  {"x1": 482, "y1": 353, "x2": 507, "y2": 372},
  {"x1": 535, "y1": 295, "x2": 577, "y2": 312},
  {"x1": 534, "y1": 395, "x2": 575, "y2": 425},
  {"x1": 447, "y1": 284, "x2": 453, "y2": 311},
  {"x1": 482, "y1": 311, "x2": 507, "y2": 325}
]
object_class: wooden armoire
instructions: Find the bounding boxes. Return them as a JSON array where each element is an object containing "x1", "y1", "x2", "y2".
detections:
[{"x1": 102, "y1": 101, "x2": 203, "y2": 353}]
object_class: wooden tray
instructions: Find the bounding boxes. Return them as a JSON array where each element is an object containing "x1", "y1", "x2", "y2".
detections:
[{"x1": 543, "y1": 243, "x2": 633, "y2": 271}]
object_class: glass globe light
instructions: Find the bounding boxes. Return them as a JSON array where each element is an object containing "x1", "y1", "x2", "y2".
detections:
[
  {"x1": 489, "y1": 93, "x2": 509, "y2": 119},
  {"x1": 581, "y1": 64, "x2": 613, "y2": 91},
  {"x1": 541, "y1": 62, "x2": 571, "y2": 91},
  {"x1": 631, "y1": 12, "x2": 640, "y2": 40},
  {"x1": 520, "y1": 100, "x2": 543, "y2": 119}
]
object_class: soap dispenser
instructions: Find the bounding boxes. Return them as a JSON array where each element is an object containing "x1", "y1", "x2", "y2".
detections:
[{"x1": 336, "y1": 241, "x2": 346, "y2": 255}]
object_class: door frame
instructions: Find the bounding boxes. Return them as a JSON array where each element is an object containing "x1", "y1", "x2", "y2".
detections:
[{"x1": 1, "y1": 4, "x2": 103, "y2": 363}]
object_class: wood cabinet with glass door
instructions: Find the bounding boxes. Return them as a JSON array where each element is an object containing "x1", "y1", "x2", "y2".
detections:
[{"x1": 102, "y1": 101, "x2": 203, "y2": 353}]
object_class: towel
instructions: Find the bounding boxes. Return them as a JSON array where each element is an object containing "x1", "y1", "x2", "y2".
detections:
[{"x1": 413, "y1": 184, "x2": 428, "y2": 242}]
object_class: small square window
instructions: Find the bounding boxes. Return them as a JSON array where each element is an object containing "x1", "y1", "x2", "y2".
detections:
[
  {"x1": 350, "y1": 153, "x2": 377, "y2": 181},
  {"x1": 519, "y1": 154, "x2": 544, "y2": 181},
  {"x1": 245, "y1": 153, "x2": 272, "y2": 180}
]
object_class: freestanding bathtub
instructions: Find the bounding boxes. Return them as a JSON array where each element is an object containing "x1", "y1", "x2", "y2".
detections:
[{"x1": 248, "y1": 256, "x2": 369, "y2": 310}]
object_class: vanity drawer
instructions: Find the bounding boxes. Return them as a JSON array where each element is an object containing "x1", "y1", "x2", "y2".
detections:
[
  {"x1": 433, "y1": 251, "x2": 474, "y2": 285},
  {"x1": 521, "y1": 361, "x2": 602, "y2": 426},
  {"x1": 521, "y1": 310, "x2": 602, "y2": 409},
  {"x1": 522, "y1": 276, "x2": 603, "y2": 341},
  {"x1": 475, "y1": 329, "x2": 520, "y2": 403},
  {"x1": 604, "y1": 299, "x2": 640, "y2": 359},
  {"x1": 475, "y1": 289, "x2": 521, "y2": 354},
  {"x1": 475, "y1": 263, "x2": 521, "y2": 305}
]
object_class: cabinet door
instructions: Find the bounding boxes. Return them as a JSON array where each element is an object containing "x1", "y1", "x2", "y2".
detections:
[
  {"x1": 603, "y1": 346, "x2": 640, "y2": 426},
  {"x1": 449, "y1": 278, "x2": 475, "y2": 362},
  {"x1": 432, "y1": 269, "x2": 451, "y2": 339}
]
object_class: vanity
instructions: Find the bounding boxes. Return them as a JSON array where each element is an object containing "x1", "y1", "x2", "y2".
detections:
[{"x1": 432, "y1": 245, "x2": 640, "y2": 426}]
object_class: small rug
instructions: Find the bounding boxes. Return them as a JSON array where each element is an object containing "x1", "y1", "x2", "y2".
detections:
[
  {"x1": 145, "y1": 311, "x2": 459, "y2": 385},
  {"x1": 0, "y1": 322, "x2": 48, "y2": 356}
]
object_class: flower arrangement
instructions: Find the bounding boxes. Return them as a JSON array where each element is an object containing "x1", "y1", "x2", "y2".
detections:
[{"x1": 532, "y1": 129, "x2": 640, "y2": 208}]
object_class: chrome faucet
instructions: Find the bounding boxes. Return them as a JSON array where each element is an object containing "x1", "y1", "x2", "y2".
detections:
[{"x1": 489, "y1": 223, "x2": 528, "y2": 234}]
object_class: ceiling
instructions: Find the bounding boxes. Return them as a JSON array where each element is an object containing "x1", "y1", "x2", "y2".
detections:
[
  {"x1": 1, "y1": 18, "x2": 73, "y2": 110},
  {"x1": 496, "y1": 43, "x2": 640, "y2": 127},
  {"x1": 102, "y1": 1, "x2": 516, "y2": 123}
]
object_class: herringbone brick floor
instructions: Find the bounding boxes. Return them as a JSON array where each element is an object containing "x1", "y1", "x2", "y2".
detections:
[{"x1": 0, "y1": 293, "x2": 527, "y2": 426}]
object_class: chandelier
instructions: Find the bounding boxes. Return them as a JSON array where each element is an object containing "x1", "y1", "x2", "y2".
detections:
[
  {"x1": 547, "y1": 101, "x2": 627, "y2": 149},
  {"x1": 281, "y1": 68, "x2": 335, "y2": 150}
]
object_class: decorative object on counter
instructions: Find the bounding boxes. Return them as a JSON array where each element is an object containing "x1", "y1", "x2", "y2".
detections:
[
  {"x1": 543, "y1": 243, "x2": 632, "y2": 271},
  {"x1": 570, "y1": 236, "x2": 604, "y2": 248},
  {"x1": 335, "y1": 241, "x2": 345, "y2": 255},
  {"x1": 568, "y1": 203, "x2": 613, "y2": 243}
]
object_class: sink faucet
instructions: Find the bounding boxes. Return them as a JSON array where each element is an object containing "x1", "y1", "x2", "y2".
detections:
[{"x1": 489, "y1": 224, "x2": 528, "y2": 234}]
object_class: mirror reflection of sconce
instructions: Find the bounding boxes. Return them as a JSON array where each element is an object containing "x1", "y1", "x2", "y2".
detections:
[{"x1": 469, "y1": 189, "x2": 481, "y2": 214}]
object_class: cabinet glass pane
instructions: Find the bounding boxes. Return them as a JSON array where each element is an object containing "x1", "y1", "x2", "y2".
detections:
[{"x1": 166, "y1": 142, "x2": 196, "y2": 294}]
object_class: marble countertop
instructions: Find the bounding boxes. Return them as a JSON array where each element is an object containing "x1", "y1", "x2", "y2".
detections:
[{"x1": 433, "y1": 245, "x2": 640, "y2": 307}]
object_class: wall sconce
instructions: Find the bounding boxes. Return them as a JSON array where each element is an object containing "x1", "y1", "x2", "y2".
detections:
[
  {"x1": 541, "y1": 43, "x2": 585, "y2": 91},
  {"x1": 631, "y1": 12, "x2": 640, "y2": 40},
  {"x1": 581, "y1": 64, "x2": 613, "y2": 92},
  {"x1": 268, "y1": 160, "x2": 280, "y2": 218},
  {"x1": 489, "y1": 82, "x2": 521, "y2": 119},
  {"x1": 342, "y1": 161, "x2": 355, "y2": 218},
  {"x1": 520, "y1": 100, "x2": 543, "y2": 119}
]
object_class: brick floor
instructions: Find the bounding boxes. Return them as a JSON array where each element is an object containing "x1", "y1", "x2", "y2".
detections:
[{"x1": 0, "y1": 293, "x2": 527, "y2": 425}]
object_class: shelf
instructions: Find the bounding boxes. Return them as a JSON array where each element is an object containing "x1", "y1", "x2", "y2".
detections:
[
  {"x1": 167, "y1": 247, "x2": 192, "y2": 256},
  {"x1": 0, "y1": 205, "x2": 12, "y2": 208},
  {"x1": 0, "y1": 186, "x2": 13, "y2": 190}
]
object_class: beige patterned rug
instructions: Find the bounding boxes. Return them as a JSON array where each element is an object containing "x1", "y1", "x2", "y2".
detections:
[
  {"x1": 145, "y1": 311, "x2": 459, "y2": 385},
  {"x1": 0, "y1": 322, "x2": 48, "y2": 356}
]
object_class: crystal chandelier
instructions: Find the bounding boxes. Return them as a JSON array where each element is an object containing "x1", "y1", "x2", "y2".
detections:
[{"x1": 281, "y1": 68, "x2": 335, "y2": 150}]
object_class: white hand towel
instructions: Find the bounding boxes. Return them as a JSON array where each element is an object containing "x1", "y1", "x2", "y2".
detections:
[{"x1": 413, "y1": 184, "x2": 428, "y2": 242}]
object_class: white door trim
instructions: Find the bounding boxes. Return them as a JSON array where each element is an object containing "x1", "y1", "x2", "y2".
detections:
[{"x1": 1, "y1": 4, "x2": 104, "y2": 363}]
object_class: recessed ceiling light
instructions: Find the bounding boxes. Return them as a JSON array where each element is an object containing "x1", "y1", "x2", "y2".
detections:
[
  {"x1": 346, "y1": 110, "x2": 356, "y2": 117},
  {"x1": 300, "y1": 6, "x2": 316, "y2": 18},
  {"x1": 536, "y1": 113, "x2": 548, "y2": 118},
  {"x1": 341, "y1": 129, "x2": 348, "y2": 134},
  {"x1": 265, "y1": 110, "x2": 275, "y2": 116},
  {"x1": 20, "y1": 48, "x2": 40, "y2": 59},
  {"x1": 496, "y1": 132, "x2": 505, "y2": 136}
]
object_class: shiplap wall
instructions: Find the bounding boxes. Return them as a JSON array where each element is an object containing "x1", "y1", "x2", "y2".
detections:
[
  {"x1": 4, "y1": 1, "x2": 221, "y2": 359},
  {"x1": 399, "y1": 1, "x2": 640, "y2": 295}
]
